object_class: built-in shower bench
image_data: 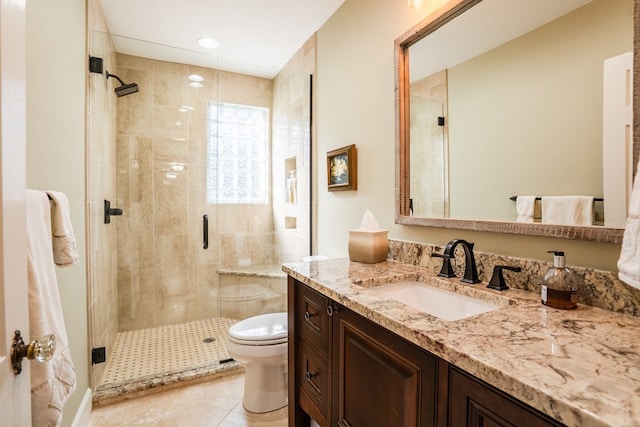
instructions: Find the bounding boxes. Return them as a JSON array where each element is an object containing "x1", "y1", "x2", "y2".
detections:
[
  {"x1": 217, "y1": 264, "x2": 287, "y2": 279},
  {"x1": 216, "y1": 265, "x2": 287, "y2": 319}
]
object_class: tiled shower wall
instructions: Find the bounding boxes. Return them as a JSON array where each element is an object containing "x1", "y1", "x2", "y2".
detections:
[
  {"x1": 272, "y1": 35, "x2": 316, "y2": 262},
  {"x1": 115, "y1": 54, "x2": 275, "y2": 331}
]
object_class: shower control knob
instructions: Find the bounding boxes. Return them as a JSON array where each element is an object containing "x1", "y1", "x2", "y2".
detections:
[
  {"x1": 104, "y1": 199, "x2": 124, "y2": 224},
  {"x1": 11, "y1": 330, "x2": 56, "y2": 375}
]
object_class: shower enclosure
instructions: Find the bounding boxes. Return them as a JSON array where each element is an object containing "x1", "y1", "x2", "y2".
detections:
[
  {"x1": 87, "y1": 27, "x2": 314, "y2": 397},
  {"x1": 409, "y1": 69, "x2": 449, "y2": 218}
]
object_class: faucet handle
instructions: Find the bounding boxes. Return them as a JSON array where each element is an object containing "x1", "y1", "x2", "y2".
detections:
[
  {"x1": 433, "y1": 251, "x2": 456, "y2": 278},
  {"x1": 487, "y1": 265, "x2": 522, "y2": 291}
]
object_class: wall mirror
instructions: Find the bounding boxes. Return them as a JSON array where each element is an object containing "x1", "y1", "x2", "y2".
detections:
[{"x1": 395, "y1": 0, "x2": 637, "y2": 243}]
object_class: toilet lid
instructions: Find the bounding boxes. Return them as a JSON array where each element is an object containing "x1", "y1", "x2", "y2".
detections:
[{"x1": 228, "y1": 312, "x2": 288, "y2": 344}]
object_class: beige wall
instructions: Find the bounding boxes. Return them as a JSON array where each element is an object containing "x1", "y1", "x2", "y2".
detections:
[
  {"x1": 316, "y1": 0, "x2": 622, "y2": 271},
  {"x1": 25, "y1": 0, "x2": 88, "y2": 424}
]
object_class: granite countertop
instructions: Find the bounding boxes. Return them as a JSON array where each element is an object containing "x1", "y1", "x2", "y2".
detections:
[{"x1": 282, "y1": 258, "x2": 640, "y2": 427}]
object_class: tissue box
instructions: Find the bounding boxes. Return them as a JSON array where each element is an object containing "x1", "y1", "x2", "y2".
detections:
[{"x1": 348, "y1": 230, "x2": 389, "y2": 263}]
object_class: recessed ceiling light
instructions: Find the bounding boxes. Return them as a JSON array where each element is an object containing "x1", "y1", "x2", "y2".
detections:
[
  {"x1": 198, "y1": 37, "x2": 218, "y2": 49},
  {"x1": 188, "y1": 74, "x2": 204, "y2": 82},
  {"x1": 190, "y1": 82, "x2": 204, "y2": 88}
]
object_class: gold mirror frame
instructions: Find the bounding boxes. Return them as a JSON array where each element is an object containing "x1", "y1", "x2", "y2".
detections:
[{"x1": 395, "y1": 0, "x2": 639, "y2": 244}]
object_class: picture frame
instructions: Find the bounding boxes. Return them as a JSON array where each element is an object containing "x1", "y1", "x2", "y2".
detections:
[{"x1": 327, "y1": 144, "x2": 357, "y2": 191}]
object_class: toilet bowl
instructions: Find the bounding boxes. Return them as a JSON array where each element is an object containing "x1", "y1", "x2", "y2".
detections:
[{"x1": 226, "y1": 312, "x2": 288, "y2": 413}]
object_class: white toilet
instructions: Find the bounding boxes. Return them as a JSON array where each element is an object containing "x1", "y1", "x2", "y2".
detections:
[{"x1": 226, "y1": 312, "x2": 288, "y2": 413}]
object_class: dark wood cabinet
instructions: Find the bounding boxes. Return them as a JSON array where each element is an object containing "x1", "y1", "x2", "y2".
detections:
[
  {"x1": 333, "y1": 303, "x2": 440, "y2": 427},
  {"x1": 289, "y1": 277, "x2": 442, "y2": 427},
  {"x1": 288, "y1": 277, "x2": 565, "y2": 427},
  {"x1": 290, "y1": 277, "x2": 332, "y2": 426},
  {"x1": 448, "y1": 367, "x2": 564, "y2": 427}
]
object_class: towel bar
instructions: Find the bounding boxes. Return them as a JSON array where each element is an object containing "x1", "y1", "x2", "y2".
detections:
[{"x1": 509, "y1": 196, "x2": 603, "y2": 202}]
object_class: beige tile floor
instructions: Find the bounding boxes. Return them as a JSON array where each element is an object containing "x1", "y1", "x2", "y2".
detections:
[{"x1": 88, "y1": 372, "x2": 288, "y2": 426}]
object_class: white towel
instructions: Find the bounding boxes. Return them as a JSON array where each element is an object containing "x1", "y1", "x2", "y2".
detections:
[
  {"x1": 541, "y1": 196, "x2": 594, "y2": 226},
  {"x1": 516, "y1": 196, "x2": 536, "y2": 222},
  {"x1": 45, "y1": 191, "x2": 79, "y2": 267},
  {"x1": 618, "y1": 162, "x2": 640, "y2": 289},
  {"x1": 26, "y1": 190, "x2": 77, "y2": 427}
]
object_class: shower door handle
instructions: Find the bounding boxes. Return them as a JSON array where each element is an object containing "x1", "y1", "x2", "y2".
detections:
[{"x1": 203, "y1": 214, "x2": 208, "y2": 250}]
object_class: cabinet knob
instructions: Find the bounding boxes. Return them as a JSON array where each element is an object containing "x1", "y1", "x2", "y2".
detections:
[
  {"x1": 326, "y1": 305, "x2": 338, "y2": 316},
  {"x1": 305, "y1": 371, "x2": 317, "y2": 381},
  {"x1": 304, "y1": 311, "x2": 316, "y2": 321}
]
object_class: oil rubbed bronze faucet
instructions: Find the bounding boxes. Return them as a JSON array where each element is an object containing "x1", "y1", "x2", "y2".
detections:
[{"x1": 434, "y1": 239, "x2": 481, "y2": 284}]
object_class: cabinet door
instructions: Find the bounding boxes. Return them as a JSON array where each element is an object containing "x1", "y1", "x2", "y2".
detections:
[
  {"x1": 298, "y1": 283, "x2": 331, "y2": 358},
  {"x1": 298, "y1": 341, "x2": 331, "y2": 424},
  {"x1": 333, "y1": 307, "x2": 439, "y2": 427},
  {"x1": 290, "y1": 279, "x2": 332, "y2": 427},
  {"x1": 448, "y1": 368, "x2": 565, "y2": 427}
]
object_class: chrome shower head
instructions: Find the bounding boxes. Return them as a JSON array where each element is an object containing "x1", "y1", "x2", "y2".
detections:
[{"x1": 106, "y1": 71, "x2": 139, "y2": 97}]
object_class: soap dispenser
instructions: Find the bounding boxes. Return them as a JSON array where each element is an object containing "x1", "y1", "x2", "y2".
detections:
[{"x1": 541, "y1": 251, "x2": 578, "y2": 310}]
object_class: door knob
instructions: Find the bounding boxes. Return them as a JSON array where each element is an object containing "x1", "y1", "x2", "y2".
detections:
[{"x1": 11, "y1": 330, "x2": 56, "y2": 375}]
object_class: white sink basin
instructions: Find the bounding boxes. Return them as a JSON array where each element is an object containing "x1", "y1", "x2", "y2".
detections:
[{"x1": 370, "y1": 280, "x2": 500, "y2": 321}]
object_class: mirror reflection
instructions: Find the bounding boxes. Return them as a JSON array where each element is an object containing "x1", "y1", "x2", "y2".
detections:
[{"x1": 401, "y1": 0, "x2": 634, "y2": 236}]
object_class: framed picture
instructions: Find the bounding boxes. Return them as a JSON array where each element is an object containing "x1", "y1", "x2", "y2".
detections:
[{"x1": 327, "y1": 144, "x2": 357, "y2": 191}]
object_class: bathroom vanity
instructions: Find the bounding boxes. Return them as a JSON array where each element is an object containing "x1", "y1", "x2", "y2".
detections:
[{"x1": 284, "y1": 258, "x2": 640, "y2": 427}]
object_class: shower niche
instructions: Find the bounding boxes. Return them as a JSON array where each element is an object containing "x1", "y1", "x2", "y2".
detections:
[
  {"x1": 285, "y1": 156, "x2": 298, "y2": 205},
  {"x1": 285, "y1": 216, "x2": 297, "y2": 230},
  {"x1": 284, "y1": 156, "x2": 298, "y2": 232}
]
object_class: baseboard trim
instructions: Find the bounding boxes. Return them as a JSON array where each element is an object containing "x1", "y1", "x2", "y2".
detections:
[{"x1": 70, "y1": 388, "x2": 92, "y2": 427}]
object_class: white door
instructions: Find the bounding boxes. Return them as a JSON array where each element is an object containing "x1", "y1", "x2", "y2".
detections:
[
  {"x1": 603, "y1": 51, "x2": 634, "y2": 228},
  {"x1": 0, "y1": 0, "x2": 31, "y2": 424}
]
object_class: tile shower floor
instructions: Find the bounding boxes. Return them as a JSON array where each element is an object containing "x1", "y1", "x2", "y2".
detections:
[{"x1": 100, "y1": 317, "x2": 239, "y2": 387}]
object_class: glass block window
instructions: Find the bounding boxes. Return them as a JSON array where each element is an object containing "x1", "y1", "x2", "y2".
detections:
[{"x1": 206, "y1": 102, "x2": 270, "y2": 204}]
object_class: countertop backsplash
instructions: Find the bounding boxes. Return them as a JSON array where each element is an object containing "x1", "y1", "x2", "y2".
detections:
[{"x1": 388, "y1": 238, "x2": 640, "y2": 317}]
